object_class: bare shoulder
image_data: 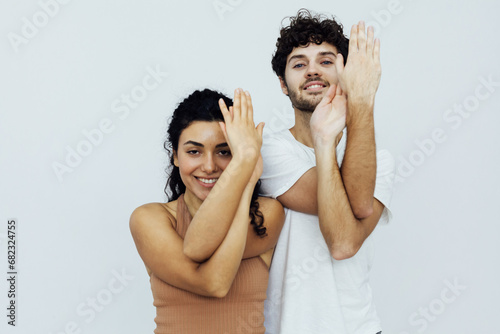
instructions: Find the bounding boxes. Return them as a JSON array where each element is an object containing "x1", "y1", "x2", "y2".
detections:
[
  {"x1": 256, "y1": 196, "x2": 285, "y2": 225},
  {"x1": 129, "y1": 202, "x2": 177, "y2": 233}
]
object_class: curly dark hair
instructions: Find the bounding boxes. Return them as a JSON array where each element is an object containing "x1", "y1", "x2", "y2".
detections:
[
  {"x1": 271, "y1": 8, "x2": 349, "y2": 80},
  {"x1": 164, "y1": 89, "x2": 266, "y2": 237}
]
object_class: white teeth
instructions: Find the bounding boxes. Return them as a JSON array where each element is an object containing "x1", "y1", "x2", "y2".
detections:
[
  {"x1": 198, "y1": 178, "x2": 218, "y2": 184},
  {"x1": 306, "y1": 84, "x2": 324, "y2": 90}
]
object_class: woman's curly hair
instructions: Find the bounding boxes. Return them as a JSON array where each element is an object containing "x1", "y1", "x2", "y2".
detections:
[
  {"x1": 164, "y1": 89, "x2": 266, "y2": 238},
  {"x1": 271, "y1": 9, "x2": 349, "y2": 81}
]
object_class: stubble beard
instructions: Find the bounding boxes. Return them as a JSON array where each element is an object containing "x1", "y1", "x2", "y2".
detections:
[{"x1": 285, "y1": 81, "x2": 324, "y2": 113}]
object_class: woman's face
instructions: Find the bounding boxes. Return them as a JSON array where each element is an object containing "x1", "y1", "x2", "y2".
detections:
[{"x1": 174, "y1": 121, "x2": 231, "y2": 201}]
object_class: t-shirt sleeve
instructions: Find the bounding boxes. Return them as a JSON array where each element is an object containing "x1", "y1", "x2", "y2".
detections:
[
  {"x1": 259, "y1": 132, "x2": 315, "y2": 199},
  {"x1": 373, "y1": 149, "x2": 396, "y2": 224}
]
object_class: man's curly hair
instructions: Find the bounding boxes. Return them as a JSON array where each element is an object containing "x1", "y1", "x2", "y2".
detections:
[{"x1": 271, "y1": 9, "x2": 349, "y2": 80}]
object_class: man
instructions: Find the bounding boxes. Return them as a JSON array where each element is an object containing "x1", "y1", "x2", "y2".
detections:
[{"x1": 260, "y1": 9, "x2": 395, "y2": 334}]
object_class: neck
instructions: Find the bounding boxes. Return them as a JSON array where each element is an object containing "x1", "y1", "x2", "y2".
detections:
[
  {"x1": 289, "y1": 108, "x2": 314, "y2": 148},
  {"x1": 182, "y1": 190, "x2": 202, "y2": 218}
]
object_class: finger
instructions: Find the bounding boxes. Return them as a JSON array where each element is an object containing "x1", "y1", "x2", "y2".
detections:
[
  {"x1": 256, "y1": 122, "x2": 265, "y2": 138},
  {"x1": 318, "y1": 84, "x2": 337, "y2": 107},
  {"x1": 335, "y1": 53, "x2": 344, "y2": 72},
  {"x1": 348, "y1": 24, "x2": 358, "y2": 55},
  {"x1": 239, "y1": 88, "x2": 248, "y2": 121},
  {"x1": 336, "y1": 84, "x2": 342, "y2": 97},
  {"x1": 366, "y1": 26, "x2": 374, "y2": 56},
  {"x1": 373, "y1": 38, "x2": 381, "y2": 62},
  {"x1": 233, "y1": 88, "x2": 241, "y2": 121},
  {"x1": 334, "y1": 54, "x2": 345, "y2": 90},
  {"x1": 245, "y1": 91, "x2": 254, "y2": 124},
  {"x1": 335, "y1": 132, "x2": 343, "y2": 146},
  {"x1": 357, "y1": 21, "x2": 366, "y2": 53},
  {"x1": 218, "y1": 98, "x2": 231, "y2": 123},
  {"x1": 218, "y1": 122, "x2": 229, "y2": 144}
]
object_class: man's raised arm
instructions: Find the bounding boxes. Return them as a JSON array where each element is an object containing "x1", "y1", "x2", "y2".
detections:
[{"x1": 335, "y1": 22, "x2": 381, "y2": 219}]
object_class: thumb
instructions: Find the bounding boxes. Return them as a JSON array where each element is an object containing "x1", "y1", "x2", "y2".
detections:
[
  {"x1": 335, "y1": 54, "x2": 346, "y2": 89},
  {"x1": 256, "y1": 122, "x2": 265, "y2": 137},
  {"x1": 318, "y1": 84, "x2": 337, "y2": 107},
  {"x1": 335, "y1": 53, "x2": 345, "y2": 75},
  {"x1": 335, "y1": 54, "x2": 346, "y2": 91},
  {"x1": 336, "y1": 84, "x2": 343, "y2": 97}
]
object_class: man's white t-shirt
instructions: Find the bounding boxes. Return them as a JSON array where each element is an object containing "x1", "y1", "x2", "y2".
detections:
[{"x1": 260, "y1": 129, "x2": 395, "y2": 334}]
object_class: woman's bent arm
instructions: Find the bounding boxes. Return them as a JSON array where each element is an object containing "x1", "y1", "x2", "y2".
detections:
[
  {"x1": 130, "y1": 184, "x2": 253, "y2": 298},
  {"x1": 183, "y1": 89, "x2": 282, "y2": 261}
]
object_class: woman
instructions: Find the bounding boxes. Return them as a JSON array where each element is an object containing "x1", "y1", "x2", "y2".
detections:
[{"x1": 130, "y1": 88, "x2": 285, "y2": 333}]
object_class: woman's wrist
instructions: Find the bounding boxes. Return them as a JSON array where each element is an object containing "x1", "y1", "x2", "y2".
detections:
[{"x1": 230, "y1": 145, "x2": 260, "y2": 163}]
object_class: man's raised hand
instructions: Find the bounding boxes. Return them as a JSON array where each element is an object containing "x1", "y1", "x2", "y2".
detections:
[
  {"x1": 310, "y1": 84, "x2": 347, "y2": 148},
  {"x1": 335, "y1": 21, "x2": 381, "y2": 103}
]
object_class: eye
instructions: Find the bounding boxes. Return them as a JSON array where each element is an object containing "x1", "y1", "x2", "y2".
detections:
[
  {"x1": 293, "y1": 63, "x2": 305, "y2": 69},
  {"x1": 219, "y1": 149, "x2": 231, "y2": 157},
  {"x1": 187, "y1": 150, "x2": 199, "y2": 155},
  {"x1": 321, "y1": 60, "x2": 334, "y2": 65}
]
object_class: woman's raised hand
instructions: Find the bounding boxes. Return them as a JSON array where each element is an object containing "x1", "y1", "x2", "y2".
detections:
[{"x1": 218, "y1": 89, "x2": 265, "y2": 166}]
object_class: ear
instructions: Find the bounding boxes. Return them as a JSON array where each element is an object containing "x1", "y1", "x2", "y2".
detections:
[
  {"x1": 279, "y1": 76, "x2": 289, "y2": 96},
  {"x1": 173, "y1": 150, "x2": 179, "y2": 167}
]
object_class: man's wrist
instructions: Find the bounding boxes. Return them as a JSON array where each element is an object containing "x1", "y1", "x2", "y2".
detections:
[
  {"x1": 347, "y1": 93, "x2": 376, "y2": 108},
  {"x1": 346, "y1": 99, "x2": 375, "y2": 127},
  {"x1": 316, "y1": 149, "x2": 340, "y2": 178}
]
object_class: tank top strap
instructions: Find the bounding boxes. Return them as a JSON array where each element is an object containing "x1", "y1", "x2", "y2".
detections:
[{"x1": 175, "y1": 194, "x2": 192, "y2": 238}]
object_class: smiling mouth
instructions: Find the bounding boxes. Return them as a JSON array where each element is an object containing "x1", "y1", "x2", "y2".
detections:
[
  {"x1": 303, "y1": 81, "x2": 327, "y2": 91},
  {"x1": 305, "y1": 84, "x2": 325, "y2": 90},
  {"x1": 195, "y1": 177, "x2": 218, "y2": 184}
]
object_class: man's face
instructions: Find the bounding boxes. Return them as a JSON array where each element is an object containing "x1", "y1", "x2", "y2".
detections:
[{"x1": 281, "y1": 42, "x2": 339, "y2": 113}]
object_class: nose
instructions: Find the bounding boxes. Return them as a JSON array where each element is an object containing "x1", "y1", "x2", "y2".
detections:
[
  {"x1": 201, "y1": 154, "x2": 218, "y2": 174},
  {"x1": 306, "y1": 62, "x2": 321, "y2": 77}
]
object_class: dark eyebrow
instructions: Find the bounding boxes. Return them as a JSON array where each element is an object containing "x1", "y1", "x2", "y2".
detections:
[
  {"x1": 319, "y1": 51, "x2": 337, "y2": 57},
  {"x1": 183, "y1": 140, "x2": 203, "y2": 147},
  {"x1": 288, "y1": 54, "x2": 307, "y2": 63},
  {"x1": 289, "y1": 51, "x2": 337, "y2": 63},
  {"x1": 183, "y1": 140, "x2": 228, "y2": 148}
]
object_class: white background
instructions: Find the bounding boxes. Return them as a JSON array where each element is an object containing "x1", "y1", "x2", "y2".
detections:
[{"x1": 1, "y1": 0, "x2": 499, "y2": 333}]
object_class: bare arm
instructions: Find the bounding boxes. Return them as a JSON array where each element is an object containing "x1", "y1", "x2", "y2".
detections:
[
  {"x1": 182, "y1": 153, "x2": 256, "y2": 262},
  {"x1": 241, "y1": 196, "x2": 284, "y2": 259},
  {"x1": 335, "y1": 22, "x2": 381, "y2": 219},
  {"x1": 316, "y1": 141, "x2": 385, "y2": 261},
  {"x1": 130, "y1": 183, "x2": 254, "y2": 298},
  {"x1": 130, "y1": 155, "x2": 284, "y2": 297},
  {"x1": 130, "y1": 89, "x2": 285, "y2": 295},
  {"x1": 341, "y1": 99, "x2": 376, "y2": 218},
  {"x1": 310, "y1": 21, "x2": 383, "y2": 258},
  {"x1": 182, "y1": 89, "x2": 281, "y2": 262},
  {"x1": 280, "y1": 82, "x2": 383, "y2": 260},
  {"x1": 278, "y1": 22, "x2": 381, "y2": 217}
]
